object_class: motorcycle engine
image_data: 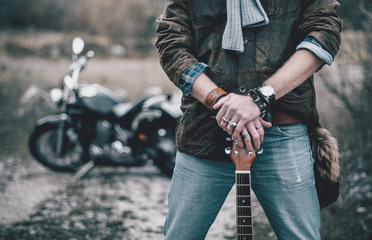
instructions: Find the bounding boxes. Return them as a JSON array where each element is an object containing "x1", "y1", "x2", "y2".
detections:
[
  {"x1": 95, "y1": 120, "x2": 112, "y2": 145},
  {"x1": 90, "y1": 120, "x2": 136, "y2": 164}
]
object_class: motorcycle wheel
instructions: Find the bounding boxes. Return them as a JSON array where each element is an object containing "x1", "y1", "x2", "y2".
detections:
[
  {"x1": 151, "y1": 127, "x2": 176, "y2": 177},
  {"x1": 29, "y1": 122, "x2": 85, "y2": 172}
]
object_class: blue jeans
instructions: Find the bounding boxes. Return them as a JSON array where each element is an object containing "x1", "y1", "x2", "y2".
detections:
[{"x1": 164, "y1": 123, "x2": 321, "y2": 240}]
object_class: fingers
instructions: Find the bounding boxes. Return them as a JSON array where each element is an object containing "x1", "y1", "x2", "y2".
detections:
[
  {"x1": 213, "y1": 93, "x2": 271, "y2": 151},
  {"x1": 240, "y1": 128, "x2": 254, "y2": 152},
  {"x1": 254, "y1": 118, "x2": 265, "y2": 143},
  {"x1": 218, "y1": 115, "x2": 230, "y2": 130},
  {"x1": 216, "y1": 93, "x2": 248, "y2": 134},
  {"x1": 225, "y1": 120, "x2": 264, "y2": 151},
  {"x1": 219, "y1": 116, "x2": 241, "y2": 137},
  {"x1": 260, "y1": 118, "x2": 272, "y2": 128},
  {"x1": 246, "y1": 121, "x2": 262, "y2": 150},
  {"x1": 235, "y1": 119, "x2": 267, "y2": 151},
  {"x1": 216, "y1": 96, "x2": 234, "y2": 132},
  {"x1": 214, "y1": 94, "x2": 231, "y2": 123},
  {"x1": 213, "y1": 93, "x2": 230, "y2": 110}
]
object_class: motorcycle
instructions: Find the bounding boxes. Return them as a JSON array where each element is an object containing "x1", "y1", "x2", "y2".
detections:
[{"x1": 29, "y1": 37, "x2": 181, "y2": 180}]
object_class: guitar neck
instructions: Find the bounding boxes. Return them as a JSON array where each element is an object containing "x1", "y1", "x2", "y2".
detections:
[{"x1": 236, "y1": 170, "x2": 253, "y2": 240}]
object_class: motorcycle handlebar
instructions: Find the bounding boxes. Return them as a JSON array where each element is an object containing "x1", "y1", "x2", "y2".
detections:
[
  {"x1": 70, "y1": 50, "x2": 95, "y2": 72},
  {"x1": 79, "y1": 51, "x2": 95, "y2": 67},
  {"x1": 85, "y1": 50, "x2": 95, "y2": 60}
]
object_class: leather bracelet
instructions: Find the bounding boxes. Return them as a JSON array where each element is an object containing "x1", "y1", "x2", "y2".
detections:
[
  {"x1": 204, "y1": 88, "x2": 227, "y2": 112},
  {"x1": 254, "y1": 88, "x2": 269, "y2": 106},
  {"x1": 249, "y1": 89, "x2": 268, "y2": 118}
]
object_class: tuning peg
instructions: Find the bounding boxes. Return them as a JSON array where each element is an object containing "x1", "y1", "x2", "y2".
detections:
[{"x1": 225, "y1": 147, "x2": 231, "y2": 155}]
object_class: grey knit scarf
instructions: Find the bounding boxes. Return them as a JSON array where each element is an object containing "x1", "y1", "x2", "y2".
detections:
[{"x1": 222, "y1": 0, "x2": 269, "y2": 52}]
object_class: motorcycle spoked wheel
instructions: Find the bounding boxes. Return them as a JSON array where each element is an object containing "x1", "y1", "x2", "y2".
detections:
[
  {"x1": 148, "y1": 126, "x2": 176, "y2": 177},
  {"x1": 29, "y1": 122, "x2": 85, "y2": 172}
]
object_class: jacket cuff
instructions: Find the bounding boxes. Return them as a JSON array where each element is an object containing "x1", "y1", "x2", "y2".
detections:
[{"x1": 296, "y1": 37, "x2": 333, "y2": 66}]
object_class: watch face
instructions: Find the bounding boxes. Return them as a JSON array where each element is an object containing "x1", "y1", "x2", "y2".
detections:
[{"x1": 260, "y1": 85, "x2": 274, "y2": 97}]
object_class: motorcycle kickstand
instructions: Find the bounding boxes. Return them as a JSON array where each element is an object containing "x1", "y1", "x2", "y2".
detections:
[{"x1": 71, "y1": 160, "x2": 95, "y2": 182}]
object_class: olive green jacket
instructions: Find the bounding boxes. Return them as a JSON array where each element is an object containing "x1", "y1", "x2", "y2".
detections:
[{"x1": 156, "y1": 0, "x2": 342, "y2": 162}]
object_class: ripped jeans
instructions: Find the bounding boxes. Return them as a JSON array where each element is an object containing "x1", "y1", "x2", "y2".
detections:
[{"x1": 164, "y1": 123, "x2": 321, "y2": 240}]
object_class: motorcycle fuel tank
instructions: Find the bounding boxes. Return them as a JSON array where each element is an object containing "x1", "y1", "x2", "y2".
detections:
[{"x1": 79, "y1": 83, "x2": 121, "y2": 115}]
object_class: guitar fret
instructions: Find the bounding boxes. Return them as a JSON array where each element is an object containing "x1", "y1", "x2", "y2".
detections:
[
  {"x1": 237, "y1": 226, "x2": 253, "y2": 234},
  {"x1": 237, "y1": 186, "x2": 251, "y2": 195},
  {"x1": 237, "y1": 234, "x2": 253, "y2": 240},
  {"x1": 236, "y1": 174, "x2": 250, "y2": 184},
  {"x1": 237, "y1": 196, "x2": 251, "y2": 206},
  {"x1": 237, "y1": 216, "x2": 252, "y2": 225},
  {"x1": 236, "y1": 208, "x2": 252, "y2": 216}
]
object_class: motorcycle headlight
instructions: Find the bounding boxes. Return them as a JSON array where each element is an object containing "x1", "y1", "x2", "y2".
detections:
[{"x1": 50, "y1": 88, "x2": 63, "y2": 103}]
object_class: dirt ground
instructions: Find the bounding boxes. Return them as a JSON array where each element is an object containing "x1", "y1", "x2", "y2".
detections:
[{"x1": 0, "y1": 154, "x2": 274, "y2": 240}]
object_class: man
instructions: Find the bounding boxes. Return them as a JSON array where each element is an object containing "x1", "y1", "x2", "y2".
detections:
[{"x1": 155, "y1": 0, "x2": 342, "y2": 239}]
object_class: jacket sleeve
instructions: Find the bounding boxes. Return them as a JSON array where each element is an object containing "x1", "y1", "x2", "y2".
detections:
[
  {"x1": 299, "y1": 0, "x2": 343, "y2": 58},
  {"x1": 155, "y1": 0, "x2": 198, "y2": 87}
]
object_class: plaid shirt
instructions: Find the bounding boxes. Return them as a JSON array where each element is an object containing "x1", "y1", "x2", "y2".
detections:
[{"x1": 180, "y1": 62, "x2": 208, "y2": 96}]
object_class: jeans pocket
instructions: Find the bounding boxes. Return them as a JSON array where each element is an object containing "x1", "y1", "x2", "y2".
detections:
[{"x1": 272, "y1": 123, "x2": 307, "y2": 138}]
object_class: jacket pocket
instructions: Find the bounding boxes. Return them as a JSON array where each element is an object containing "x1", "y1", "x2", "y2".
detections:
[
  {"x1": 261, "y1": 0, "x2": 301, "y2": 18},
  {"x1": 274, "y1": 79, "x2": 319, "y2": 124},
  {"x1": 189, "y1": 0, "x2": 226, "y2": 22},
  {"x1": 277, "y1": 84, "x2": 314, "y2": 111}
]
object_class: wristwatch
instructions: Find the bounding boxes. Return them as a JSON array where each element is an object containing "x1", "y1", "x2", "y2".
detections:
[{"x1": 257, "y1": 84, "x2": 276, "y2": 105}]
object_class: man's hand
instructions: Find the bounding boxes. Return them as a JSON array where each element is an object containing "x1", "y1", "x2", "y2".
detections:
[{"x1": 214, "y1": 93, "x2": 271, "y2": 152}]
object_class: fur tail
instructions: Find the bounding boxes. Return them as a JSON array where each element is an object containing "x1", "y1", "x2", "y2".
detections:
[{"x1": 308, "y1": 127, "x2": 341, "y2": 182}]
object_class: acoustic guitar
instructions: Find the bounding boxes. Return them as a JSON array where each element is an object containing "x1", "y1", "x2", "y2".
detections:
[{"x1": 228, "y1": 142, "x2": 257, "y2": 240}]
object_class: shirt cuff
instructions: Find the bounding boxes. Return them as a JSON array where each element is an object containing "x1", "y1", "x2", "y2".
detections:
[
  {"x1": 296, "y1": 37, "x2": 334, "y2": 66},
  {"x1": 180, "y1": 62, "x2": 208, "y2": 96}
]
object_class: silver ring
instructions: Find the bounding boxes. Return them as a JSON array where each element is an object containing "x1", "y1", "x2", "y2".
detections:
[
  {"x1": 257, "y1": 148, "x2": 264, "y2": 154},
  {"x1": 222, "y1": 117, "x2": 229, "y2": 124},
  {"x1": 248, "y1": 151, "x2": 253, "y2": 156},
  {"x1": 255, "y1": 125, "x2": 263, "y2": 130},
  {"x1": 242, "y1": 134, "x2": 251, "y2": 139},
  {"x1": 231, "y1": 122, "x2": 237, "y2": 129}
]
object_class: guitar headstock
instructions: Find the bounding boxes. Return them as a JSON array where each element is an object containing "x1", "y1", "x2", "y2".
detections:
[{"x1": 228, "y1": 142, "x2": 256, "y2": 171}]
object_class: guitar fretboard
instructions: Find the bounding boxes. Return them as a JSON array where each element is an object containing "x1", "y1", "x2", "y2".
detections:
[{"x1": 236, "y1": 171, "x2": 253, "y2": 240}]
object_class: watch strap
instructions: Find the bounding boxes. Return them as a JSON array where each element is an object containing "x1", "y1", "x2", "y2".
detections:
[{"x1": 249, "y1": 89, "x2": 269, "y2": 118}]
